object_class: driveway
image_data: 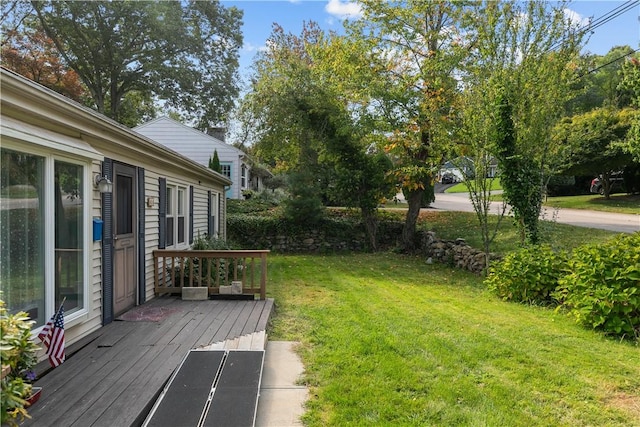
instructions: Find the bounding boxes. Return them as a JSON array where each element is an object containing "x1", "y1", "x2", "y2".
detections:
[{"x1": 428, "y1": 191, "x2": 640, "y2": 234}]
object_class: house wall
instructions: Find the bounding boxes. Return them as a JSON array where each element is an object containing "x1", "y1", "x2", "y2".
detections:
[
  {"x1": 134, "y1": 117, "x2": 247, "y2": 199},
  {"x1": 88, "y1": 146, "x2": 227, "y2": 305},
  {"x1": 1, "y1": 69, "x2": 230, "y2": 351}
]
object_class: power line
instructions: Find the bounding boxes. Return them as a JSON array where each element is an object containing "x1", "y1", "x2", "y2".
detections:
[
  {"x1": 577, "y1": 47, "x2": 639, "y2": 79},
  {"x1": 547, "y1": 0, "x2": 639, "y2": 53}
]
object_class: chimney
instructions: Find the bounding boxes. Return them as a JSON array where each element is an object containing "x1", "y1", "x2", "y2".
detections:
[{"x1": 207, "y1": 126, "x2": 226, "y2": 142}]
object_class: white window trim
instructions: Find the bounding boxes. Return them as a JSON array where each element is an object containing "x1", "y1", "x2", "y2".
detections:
[
  {"x1": 165, "y1": 181, "x2": 190, "y2": 250},
  {"x1": 0, "y1": 140, "x2": 92, "y2": 331},
  {"x1": 210, "y1": 190, "x2": 220, "y2": 239}
]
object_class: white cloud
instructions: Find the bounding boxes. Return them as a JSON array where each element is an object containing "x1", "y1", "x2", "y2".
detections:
[
  {"x1": 325, "y1": 0, "x2": 362, "y2": 20},
  {"x1": 243, "y1": 42, "x2": 268, "y2": 54},
  {"x1": 564, "y1": 8, "x2": 590, "y2": 29}
]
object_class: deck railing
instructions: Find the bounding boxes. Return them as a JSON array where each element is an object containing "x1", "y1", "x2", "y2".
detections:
[{"x1": 153, "y1": 250, "x2": 269, "y2": 300}]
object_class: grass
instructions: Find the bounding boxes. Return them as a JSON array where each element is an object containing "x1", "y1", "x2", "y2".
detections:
[
  {"x1": 543, "y1": 194, "x2": 640, "y2": 215},
  {"x1": 266, "y1": 253, "x2": 640, "y2": 426},
  {"x1": 414, "y1": 210, "x2": 618, "y2": 254},
  {"x1": 445, "y1": 178, "x2": 502, "y2": 193}
]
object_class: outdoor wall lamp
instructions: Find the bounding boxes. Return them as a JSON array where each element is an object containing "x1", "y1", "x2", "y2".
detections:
[{"x1": 94, "y1": 174, "x2": 113, "y2": 193}]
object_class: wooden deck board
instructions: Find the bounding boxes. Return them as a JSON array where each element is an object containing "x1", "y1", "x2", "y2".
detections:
[{"x1": 24, "y1": 297, "x2": 274, "y2": 427}]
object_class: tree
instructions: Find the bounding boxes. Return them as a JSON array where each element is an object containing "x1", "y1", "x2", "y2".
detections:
[
  {"x1": 617, "y1": 56, "x2": 640, "y2": 162},
  {"x1": 1, "y1": 27, "x2": 85, "y2": 101},
  {"x1": 29, "y1": 1, "x2": 242, "y2": 129},
  {"x1": 567, "y1": 46, "x2": 637, "y2": 115},
  {"x1": 455, "y1": 80, "x2": 508, "y2": 271},
  {"x1": 241, "y1": 22, "x2": 395, "y2": 248},
  {"x1": 209, "y1": 149, "x2": 221, "y2": 173},
  {"x1": 554, "y1": 108, "x2": 634, "y2": 198},
  {"x1": 462, "y1": 0, "x2": 585, "y2": 244},
  {"x1": 345, "y1": 1, "x2": 469, "y2": 250}
]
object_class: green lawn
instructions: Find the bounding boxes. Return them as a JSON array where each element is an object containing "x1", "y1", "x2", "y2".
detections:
[
  {"x1": 416, "y1": 210, "x2": 617, "y2": 253},
  {"x1": 544, "y1": 194, "x2": 640, "y2": 215},
  {"x1": 445, "y1": 178, "x2": 503, "y2": 193},
  {"x1": 266, "y1": 253, "x2": 640, "y2": 426}
]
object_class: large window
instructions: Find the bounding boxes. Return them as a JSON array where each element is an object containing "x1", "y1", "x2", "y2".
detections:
[
  {"x1": 0, "y1": 148, "x2": 87, "y2": 327},
  {"x1": 55, "y1": 161, "x2": 84, "y2": 316},
  {"x1": 165, "y1": 183, "x2": 189, "y2": 248}
]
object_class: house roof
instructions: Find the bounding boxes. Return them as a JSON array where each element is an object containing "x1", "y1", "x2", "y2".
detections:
[
  {"x1": 134, "y1": 116, "x2": 247, "y2": 158},
  {"x1": 0, "y1": 67, "x2": 232, "y2": 186}
]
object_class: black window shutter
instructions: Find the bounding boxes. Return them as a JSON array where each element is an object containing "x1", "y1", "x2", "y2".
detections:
[
  {"x1": 102, "y1": 158, "x2": 114, "y2": 325},
  {"x1": 138, "y1": 168, "x2": 146, "y2": 304},
  {"x1": 189, "y1": 185, "x2": 194, "y2": 244},
  {"x1": 207, "y1": 190, "x2": 212, "y2": 237},
  {"x1": 158, "y1": 177, "x2": 166, "y2": 249}
]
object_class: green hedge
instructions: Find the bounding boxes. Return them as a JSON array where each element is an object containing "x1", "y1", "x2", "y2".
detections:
[
  {"x1": 484, "y1": 245, "x2": 568, "y2": 305},
  {"x1": 485, "y1": 233, "x2": 640, "y2": 341},
  {"x1": 555, "y1": 233, "x2": 640, "y2": 340}
]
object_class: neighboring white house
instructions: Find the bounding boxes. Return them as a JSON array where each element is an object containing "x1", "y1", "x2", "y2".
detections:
[
  {"x1": 438, "y1": 156, "x2": 499, "y2": 183},
  {"x1": 1, "y1": 68, "x2": 231, "y2": 349},
  {"x1": 134, "y1": 117, "x2": 252, "y2": 199}
]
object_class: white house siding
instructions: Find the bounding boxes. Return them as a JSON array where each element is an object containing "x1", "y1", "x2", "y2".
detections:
[
  {"x1": 134, "y1": 117, "x2": 248, "y2": 200},
  {"x1": 142, "y1": 170, "x2": 160, "y2": 302},
  {"x1": 193, "y1": 185, "x2": 209, "y2": 242}
]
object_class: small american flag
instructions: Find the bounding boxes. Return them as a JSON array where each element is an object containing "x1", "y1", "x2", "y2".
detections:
[{"x1": 38, "y1": 303, "x2": 65, "y2": 367}]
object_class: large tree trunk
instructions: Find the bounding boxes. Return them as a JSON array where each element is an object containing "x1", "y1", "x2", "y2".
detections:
[
  {"x1": 402, "y1": 188, "x2": 424, "y2": 251},
  {"x1": 361, "y1": 207, "x2": 378, "y2": 251}
]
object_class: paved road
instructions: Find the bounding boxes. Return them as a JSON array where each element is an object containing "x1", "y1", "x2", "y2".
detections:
[{"x1": 427, "y1": 192, "x2": 639, "y2": 234}]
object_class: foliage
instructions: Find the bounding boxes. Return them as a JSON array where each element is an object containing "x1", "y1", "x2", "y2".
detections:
[
  {"x1": 0, "y1": 299, "x2": 40, "y2": 426},
  {"x1": 243, "y1": 22, "x2": 395, "y2": 248},
  {"x1": 494, "y1": 88, "x2": 543, "y2": 243},
  {"x1": 485, "y1": 246, "x2": 568, "y2": 305},
  {"x1": 346, "y1": 1, "x2": 467, "y2": 250},
  {"x1": 463, "y1": 1, "x2": 585, "y2": 245},
  {"x1": 208, "y1": 149, "x2": 221, "y2": 173},
  {"x1": 266, "y1": 253, "x2": 640, "y2": 425},
  {"x1": 554, "y1": 107, "x2": 634, "y2": 198},
  {"x1": 617, "y1": 56, "x2": 640, "y2": 162},
  {"x1": 283, "y1": 170, "x2": 325, "y2": 227},
  {"x1": 555, "y1": 233, "x2": 640, "y2": 340},
  {"x1": 28, "y1": 0, "x2": 242, "y2": 128},
  {"x1": 1, "y1": 27, "x2": 85, "y2": 102}
]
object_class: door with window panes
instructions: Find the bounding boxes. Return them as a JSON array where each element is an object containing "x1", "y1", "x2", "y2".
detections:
[{"x1": 113, "y1": 163, "x2": 137, "y2": 316}]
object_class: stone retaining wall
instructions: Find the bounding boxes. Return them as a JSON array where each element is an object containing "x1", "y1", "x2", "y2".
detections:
[{"x1": 418, "y1": 231, "x2": 499, "y2": 274}]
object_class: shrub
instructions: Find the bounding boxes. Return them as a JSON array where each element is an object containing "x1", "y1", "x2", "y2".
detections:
[
  {"x1": 555, "y1": 233, "x2": 640, "y2": 340},
  {"x1": 1, "y1": 299, "x2": 40, "y2": 425},
  {"x1": 485, "y1": 245, "x2": 568, "y2": 305}
]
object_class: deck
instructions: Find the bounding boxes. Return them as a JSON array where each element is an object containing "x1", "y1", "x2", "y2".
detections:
[{"x1": 23, "y1": 296, "x2": 274, "y2": 427}]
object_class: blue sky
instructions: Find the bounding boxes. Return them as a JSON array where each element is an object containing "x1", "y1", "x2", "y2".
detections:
[{"x1": 222, "y1": 0, "x2": 640, "y2": 83}]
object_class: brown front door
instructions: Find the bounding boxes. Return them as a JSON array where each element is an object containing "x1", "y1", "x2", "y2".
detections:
[{"x1": 113, "y1": 163, "x2": 137, "y2": 316}]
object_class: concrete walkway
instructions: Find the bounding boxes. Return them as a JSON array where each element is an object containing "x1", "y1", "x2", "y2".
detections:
[{"x1": 256, "y1": 341, "x2": 308, "y2": 426}]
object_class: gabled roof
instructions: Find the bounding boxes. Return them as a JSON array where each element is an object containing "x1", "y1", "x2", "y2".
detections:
[{"x1": 134, "y1": 116, "x2": 246, "y2": 158}]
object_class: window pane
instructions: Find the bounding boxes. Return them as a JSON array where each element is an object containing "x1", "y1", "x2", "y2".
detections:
[
  {"x1": 167, "y1": 218, "x2": 174, "y2": 247},
  {"x1": 116, "y1": 174, "x2": 132, "y2": 235},
  {"x1": 55, "y1": 161, "x2": 84, "y2": 314},
  {"x1": 177, "y1": 188, "x2": 184, "y2": 216},
  {"x1": 166, "y1": 187, "x2": 173, "y2": 215},
  {"x1": 178, "y1": 217, "x2": 185, "y2": 243},
  {"x1": 0, "y1": 148, "x2": 46, "y2": 327}
]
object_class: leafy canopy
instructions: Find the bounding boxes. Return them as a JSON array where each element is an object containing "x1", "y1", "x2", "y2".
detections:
[{"x1": 30, "y1": 0, "x2": 242, "y2": 129}]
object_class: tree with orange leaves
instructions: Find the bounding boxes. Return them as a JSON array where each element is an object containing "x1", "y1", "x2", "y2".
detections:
[{"x1": 2, "y1": 28, "x2": 86, "y2": 102}]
